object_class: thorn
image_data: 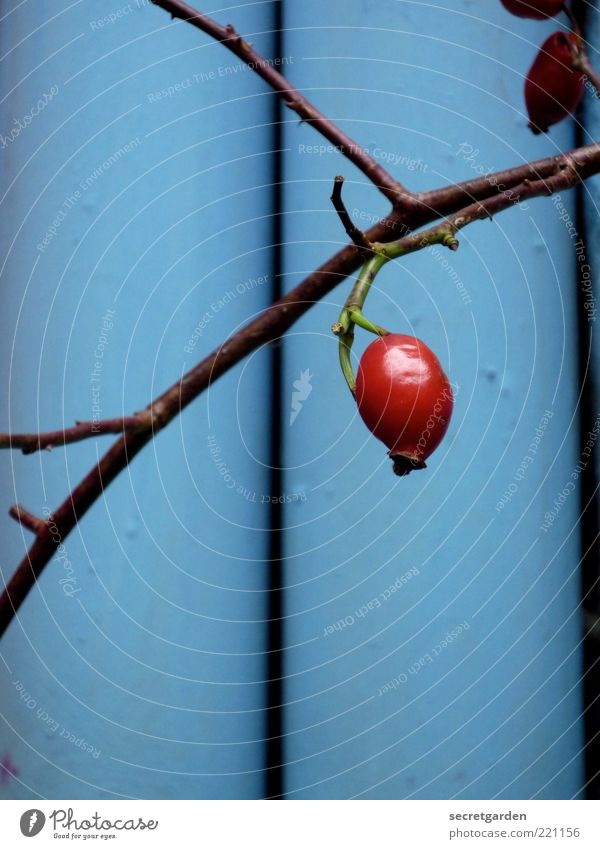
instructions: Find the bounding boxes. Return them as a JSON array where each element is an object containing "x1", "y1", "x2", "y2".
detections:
[{"x1": 9, "y1": 504, "x2": 45, "y2": 535}]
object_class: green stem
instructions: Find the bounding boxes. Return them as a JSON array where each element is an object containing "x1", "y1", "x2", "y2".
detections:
[
  {"x1": 338, "y1": 328, "x2": 356, "y2": 396},
  {"x1": 344, "y1": 252, "x2": 388, "y2": 314},
  {"x1": 333, "y1": 223, "x2": 459, "y2": 394},
  {"x1": 348, "y1": 308, "x2": 389, "y2": 336},
  {"x1": 335, "y1": 252, "x2": 387, "y2": 394}
]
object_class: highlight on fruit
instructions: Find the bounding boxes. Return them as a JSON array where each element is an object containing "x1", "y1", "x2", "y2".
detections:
[{"x1": 355, "y1": 334, "x2": 454, "y2": 477}]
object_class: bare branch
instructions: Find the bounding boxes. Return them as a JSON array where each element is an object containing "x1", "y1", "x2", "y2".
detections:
[
  {"x1": 415, "y1": 143, "x2": 600, "y2": 218},
  {"x1": 386, "y1": 167, "x2": 583, "y2": 259},
  {"x1": 150, "y1": 0, "x2": 413, "y2": 208},
  {"x1": 330, "y1": 176, "x2": 374, "y2": 255},
  {"x1": 0, "y1": 417, "x2": 146, "y2": 455}
]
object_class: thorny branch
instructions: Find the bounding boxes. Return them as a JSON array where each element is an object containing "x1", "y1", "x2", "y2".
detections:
[{"x1": 2, "y1": 1, "x2": 600, "y2": 638}]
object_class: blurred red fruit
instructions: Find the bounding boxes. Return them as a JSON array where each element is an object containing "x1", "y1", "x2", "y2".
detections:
[{"x1": 525, "y1": 32, "x2": 585, "y2": 133}]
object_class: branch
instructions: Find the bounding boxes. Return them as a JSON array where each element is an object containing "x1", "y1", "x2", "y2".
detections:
[
  {"x1": 415, "y1": 143, "x2": 600, "y2": 219},
  {"x1": 387, "y1": 169, "x2": 583, "y2": 258},
  {"x1": 330, "y1": 175, "x2": 375, "y2": 255},
  {"x1": 150, "y1": 0, "x2": 413, "y2": 209},
  {"x1": 375, "y1": 156, "x2": 588, "y2": 267},
  {"x1": 0, "y1": 417, "x2": 146, "y2": 454}
]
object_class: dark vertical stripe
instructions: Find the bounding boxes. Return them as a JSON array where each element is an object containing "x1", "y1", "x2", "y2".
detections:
[
  {"x1": 573, "y1": 0, "x2": 600, "y2": 800},
  {"x1": 265, "y1": 0, "x2": 285, "y2": 800}
]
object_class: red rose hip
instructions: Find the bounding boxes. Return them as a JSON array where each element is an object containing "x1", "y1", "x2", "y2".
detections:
[
  {"x1": 525, "y1": 32, "x2": 585, "y2": 133},
  {"x1": 355, "y1": 334, "x2": 453, "y2": 476},
  {"x1": 500, "y1": 0, "x2": 563, "y2": 19}
]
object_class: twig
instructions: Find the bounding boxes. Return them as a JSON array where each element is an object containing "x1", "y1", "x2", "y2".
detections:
[
  {"x1": 561, "y1": 3, "x2": 600, "y2": 97},
  {"x1": 8, "y1": 506, "x2": 45, "y2": 535},
  {"x1": 330, "y1": 176, "x2": 374, "y2": 255},
  {"x1": 0, "y1": 416, "x2": 146, "y2": 454},
  {"x1": 563, "y1": 2, "x2": 582, "y2": 36},
  {"x1": 150, "y1": 0, "x2": 413, "y2": 209},
  {"x1": 575, "y1": 51, "x2": 600, "y2": 99}
]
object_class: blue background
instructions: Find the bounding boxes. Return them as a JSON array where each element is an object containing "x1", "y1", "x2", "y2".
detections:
[{"x1": 0, "y1": 0, "x2": 594, "y2": 799}]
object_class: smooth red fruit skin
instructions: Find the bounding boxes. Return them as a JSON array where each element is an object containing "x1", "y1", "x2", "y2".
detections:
[
  {"x1": 500, "y1": 0, "x2": 563, "y2": 19},
  {"x1": 355, "y1": 334, "x2": 453, "y2": 476},
  {"x1": 525, "y1": 32, "x2": 585, "y2": 133}
]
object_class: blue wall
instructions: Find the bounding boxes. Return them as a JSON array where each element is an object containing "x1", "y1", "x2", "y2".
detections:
[
  {"x1": 0, "y1": 0, "x2": 589, "y2": 799},
  {"x1": 279, "y1": 0, "x2": 585, "y2": 799},
  {"x1": 0, "y1": 0, "x2": 277, "y2": 799}
]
